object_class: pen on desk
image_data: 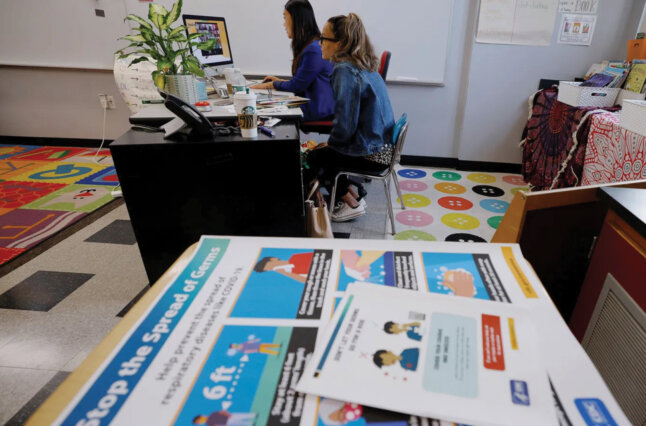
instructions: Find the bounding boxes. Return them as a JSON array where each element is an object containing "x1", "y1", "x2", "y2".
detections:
[
  {"x1": 258, "y1": 125, "x2": 275, "y2": 137},
  {"x1": 141, "y1": 99, "x2": 164, "y2": 104}
]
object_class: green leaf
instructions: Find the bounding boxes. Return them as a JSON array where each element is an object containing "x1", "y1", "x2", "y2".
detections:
[
  {"x1": 165, "y1": 0, "x2": 182, "y2": 26},
  {"x1": 128, "y1": 57, "x2": 150, "y2": 67},
  {"x1": 120, "y1": 35, "x2": 146, "y2": 43},
  {"x1": 148, "y1": 4, "x2": 168, "y2": 29},
  {"x1": 170, "y1": 35, "x2": 188, "y2": 43},
  {"x1": 124, "y1": 14, "x2": 151, "y2": 30},
  {"x1": 152, "y1": 70, "x2": 165, "y2": 89},
  {"x1": 117, "y1": 53, "x2": 131, "y2": 59},
  {"x1": 187, "y1": 32, "x2": 202, "y2": 41},
  {"x1": 185, "y1": 55, "x2": 200, "y2": 66},
  {"x1": 157, "y1": 59, "x2": 173, "y2": 72},
  {"x1": 167, "y1": 26, "x2": 185, "y2": 38},
  {"x1": 193, "y1": 40, "x2": 216, "y2": 50}
]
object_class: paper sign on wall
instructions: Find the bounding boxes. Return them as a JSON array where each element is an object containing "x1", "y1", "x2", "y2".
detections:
[
  {"x1": 558, "y1": 13, "x2": 597, "y2": 45},
  {"x1": 559, "y1": 0, "x2": 599, "y2": 13},
  {"x1": 476, "y1": 0, "x2": 559, "y2": 46}
]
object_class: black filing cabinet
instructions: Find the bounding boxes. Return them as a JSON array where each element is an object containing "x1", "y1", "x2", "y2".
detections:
[{"x1": 110, "y1": 123, "x2": 306, "y2": 283}]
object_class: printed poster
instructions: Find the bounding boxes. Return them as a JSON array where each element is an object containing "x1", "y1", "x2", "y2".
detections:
[
  {"x1": 297, "y1": 284, "x2": 556, "y2": 426},
  {"x1": 47, "y1": 236, "x2": 629, "y2": 426},
  {"x1": 476, "y1": 0, "x2": 559, "y2": 46},
  {"x1": 558, "y1": 13, "x2": 597, "y2": 45}
]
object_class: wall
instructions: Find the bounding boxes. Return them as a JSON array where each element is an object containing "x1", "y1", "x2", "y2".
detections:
[
  {"x1": 0, "y1": 0, "x2": 643, "y2": 164},
  {"x1": 458, "y1": 0, "x2": 645, "y2": 164},
  {"x1": 0, "y1": 67, "x2": 130, "y2": 141}
]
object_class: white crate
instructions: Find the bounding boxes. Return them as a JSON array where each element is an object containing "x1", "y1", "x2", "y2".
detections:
[
  {"x1": 616, "y1": 89, "x2": 646, "y2": 107},
  {"x1": 619, "y1": 99, "x2": 646, "y2": 136},
  {"x1": 557, "y1": 81, "x2": 620, "y2": 108}
]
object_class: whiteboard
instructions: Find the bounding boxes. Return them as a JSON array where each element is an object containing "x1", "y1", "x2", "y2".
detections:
[
  {"x1": 0, "y1": 0, "x2": 131, "y2": 70},
  {"x1": 124, "y1": 0, "x2": 453, "y2": 84}
]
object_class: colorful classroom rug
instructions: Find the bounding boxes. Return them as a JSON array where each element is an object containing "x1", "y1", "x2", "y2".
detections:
[
  {"x1": 0, "y1": 144, "x2": 118, "y2": 268},
  {"x1": 389, "y1": 167, "x2": 529, "y2": 242}
]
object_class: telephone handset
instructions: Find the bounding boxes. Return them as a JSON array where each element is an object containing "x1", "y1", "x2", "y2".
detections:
[{"x1": 158, "y1": 90, "x2": 215, "y2": 136}]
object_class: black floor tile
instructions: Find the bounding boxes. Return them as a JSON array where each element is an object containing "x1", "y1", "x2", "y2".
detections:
[
  {"x1": 5, "y1": 371, "x2": 70, "y2": 426},
  {"x1": 84, "y1": 219, "x2": 136, "y2": 245},
  {"x1": 333, "y1": 232, "x2": 351, "y2": 239},
  {"x1": 116, "y1": 284, "x2": 150, "y2": 317},
  {"x1": 0, "y1": 271, "x2": 94, "y2": 311}
]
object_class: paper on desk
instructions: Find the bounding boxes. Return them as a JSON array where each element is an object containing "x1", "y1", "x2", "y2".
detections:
[
  {"x1": 113, "y1": 55, "x2": 162, "y2": 114},
  {"x1": 297, "y1": 283, "x2": 557, "y2": 426}
]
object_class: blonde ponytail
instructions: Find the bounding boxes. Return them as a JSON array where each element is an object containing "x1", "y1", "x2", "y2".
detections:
[{"x1": 328, "y1": 13, "x2": 379, "y2": 71}]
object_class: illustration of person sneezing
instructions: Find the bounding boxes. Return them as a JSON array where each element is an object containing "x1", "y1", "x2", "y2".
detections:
[
  {"x1": 254, "y1": 252, "x2": 314, "y2": 284},
  {"x1": 383, "y1": 321, "x2": 423, "y2": 341}
]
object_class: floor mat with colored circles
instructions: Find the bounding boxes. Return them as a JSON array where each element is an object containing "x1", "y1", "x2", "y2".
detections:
[
  {"x1": 0, "y1": 144, "x2": 119, "y2": 267},
  {"x1": 389, "y1": 167, "x2": 529, "y2": 242}
]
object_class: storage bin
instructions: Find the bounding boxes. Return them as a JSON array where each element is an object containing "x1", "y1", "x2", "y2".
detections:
[
  {"x1": 616, "y1": 89, "x2": 646, "y2": 108},
  {"x1": 557, "y1": 81, "x2": 620, "y2": 108},
  {"x1": 619, "y1": 99, "x2": 646, "y2": 136}
]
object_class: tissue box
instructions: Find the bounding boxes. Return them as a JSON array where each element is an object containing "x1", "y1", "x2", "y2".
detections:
[{"x1": 557, "y1": 81, "x2": 619, "y2": 108}]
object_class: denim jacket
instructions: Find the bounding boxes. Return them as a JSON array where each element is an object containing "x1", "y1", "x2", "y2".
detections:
[{"x1": 328, "y1": 61, "x2": 395, "y2": 156}]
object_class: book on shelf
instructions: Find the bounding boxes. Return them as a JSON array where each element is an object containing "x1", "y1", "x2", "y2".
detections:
[{"x1": 625, "y1": 63, "x2": 646, "y2": 93}]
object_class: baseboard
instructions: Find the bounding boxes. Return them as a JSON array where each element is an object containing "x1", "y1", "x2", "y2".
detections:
[
  {"x1": 400, "y1": 155, "x2": 458, "y2": 169},
  {"x1": 400, "y1": 155, "x2": 521, "y2": 174},
  {"x1": 0, "y1": 136, "x2": 111, "y2": 148},
  {"x1": 456, "y1": 160, "x2": 521, "y2": 174}
]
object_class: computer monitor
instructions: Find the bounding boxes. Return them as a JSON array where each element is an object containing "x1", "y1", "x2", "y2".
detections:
[{"x1": 182, "y1": 15, "x2": 233, "y2": 76}]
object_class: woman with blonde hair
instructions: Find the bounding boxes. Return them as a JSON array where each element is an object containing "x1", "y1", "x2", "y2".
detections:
[{"x1": 304, "y1": 13, "x2": 395, "y2": 222}]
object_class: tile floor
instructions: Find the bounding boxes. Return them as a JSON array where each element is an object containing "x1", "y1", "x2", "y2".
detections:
[{"x1": 0, "y1": 165, "x2": 527, "y2": 424}]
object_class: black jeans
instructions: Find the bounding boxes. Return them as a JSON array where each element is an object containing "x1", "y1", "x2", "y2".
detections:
[{"x1": 303, "y1": 146, "x2": 387, "y2": 201}]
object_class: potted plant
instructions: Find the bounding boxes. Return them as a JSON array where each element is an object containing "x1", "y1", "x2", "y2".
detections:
[{"x1": 115, "y1": 0, "x2": 215, "y2": 100}]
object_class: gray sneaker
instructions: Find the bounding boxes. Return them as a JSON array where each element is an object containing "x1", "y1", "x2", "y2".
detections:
[{"x1": 331, "y1": 201, "x2": 365, "y2": 222}]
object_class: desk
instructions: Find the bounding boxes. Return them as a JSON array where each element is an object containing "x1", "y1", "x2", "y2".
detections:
[
  {"x1": 28, "y1": 237, "x2": 629, "y2": 425},
  {"x1": 129, "y1": 88, "x2": 304, "y2": 125},
  {"x1": 582, "y1": 111, "x2": 646, "y2": 185},
  {"x1": 109, "y1": 123, "x2": 306, "y2": 283}
]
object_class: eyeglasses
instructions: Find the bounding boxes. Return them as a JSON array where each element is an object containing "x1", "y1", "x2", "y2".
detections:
[{"x1": 319, "y1": 36, "x2": 338, "y2": 43}]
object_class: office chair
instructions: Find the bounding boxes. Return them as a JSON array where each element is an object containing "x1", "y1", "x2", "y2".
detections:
[
  {"x1": 379, "y1": 51, "x2": 391, "y2": 81},
  {"x1": 300, "y1": 51, "x2": 391, "y2": 134},
  {"x1": 329, "y1": 114, "x2": 408, "y2": 235}
]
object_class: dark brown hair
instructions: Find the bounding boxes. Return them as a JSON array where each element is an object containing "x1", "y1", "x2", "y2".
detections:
[
  {"x1": 284, "y1": 0, "x2": 321, "y2": 74},
  {"x1": 326, "y1": 13, "x2": 379, "y2": 71}
]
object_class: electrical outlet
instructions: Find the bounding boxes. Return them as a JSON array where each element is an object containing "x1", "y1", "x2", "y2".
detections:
[{"x1": 98, "y1": 94, "x2": 116, "y2": 110}]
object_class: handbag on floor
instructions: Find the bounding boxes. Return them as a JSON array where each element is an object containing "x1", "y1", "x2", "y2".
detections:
[{"x1": 305, "y1": 180, "x2": 334, "y2": 238}]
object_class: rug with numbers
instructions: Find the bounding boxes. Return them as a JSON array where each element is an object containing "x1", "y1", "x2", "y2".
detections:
[
  {"x1": 389, "y1": 167, "x2": 529, "y2": 242},
  {"x1": 0, "y1": 144, "x2": 119, "y2": 267}
]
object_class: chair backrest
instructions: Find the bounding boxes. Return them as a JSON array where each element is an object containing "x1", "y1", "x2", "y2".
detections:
[
  {"x1": 390, "y1": 116, "x2": 408, "y2": 171},
  {"x1": 379, "y1": 51, "x2": 391, "y2": 81}
]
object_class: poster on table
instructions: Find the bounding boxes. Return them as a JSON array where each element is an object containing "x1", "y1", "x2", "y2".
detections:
[
  {"x1": 297, "y1": 284, "x2": 555, "y2": 426},
  {"x1": 558, "y1": 13, "x2": 597, "y2": 45},
  {"x1": 48, "y1": 236, "x2": 628, "y2": 426},
  {"x1": 476, "y1": 0, "x2": 559, "y2": 46}
]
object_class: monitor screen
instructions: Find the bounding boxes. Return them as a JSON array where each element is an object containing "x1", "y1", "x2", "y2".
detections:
[{"x1": 182, "y1": 15, "x2": 233, "y2": 68}]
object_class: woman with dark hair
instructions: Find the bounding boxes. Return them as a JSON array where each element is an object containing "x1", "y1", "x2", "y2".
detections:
[
  {"x1": 251, "y1": 0, "x2": 334, "y2": 121},
  {"x1": 304, "y1": 13, "x2": 395, "y2": 222}
]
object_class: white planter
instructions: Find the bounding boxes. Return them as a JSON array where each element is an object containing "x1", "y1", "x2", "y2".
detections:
[
  {"x1": 557, "y1": 81, "x2": 619, "y2": 108},
  {"x1": 165, "y1": 74, "x2": 198, "y2": 104}
]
